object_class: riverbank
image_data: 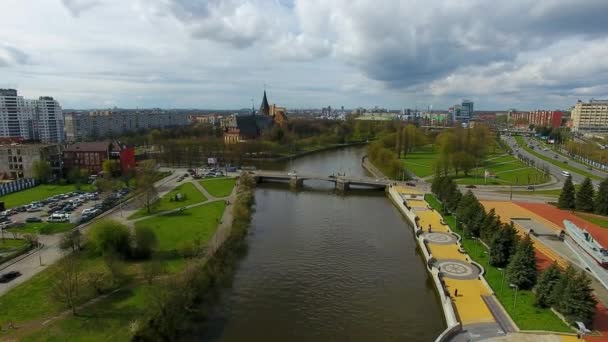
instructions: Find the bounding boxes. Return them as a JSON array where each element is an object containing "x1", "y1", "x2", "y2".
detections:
[{"x1": 247, "y1": 140, "x2": 368, "y2": 162}]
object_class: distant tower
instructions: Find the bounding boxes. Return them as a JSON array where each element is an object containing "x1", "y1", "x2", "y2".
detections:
[{"x1": 259, "y1": 90, "x2": 270, "y2": 116}]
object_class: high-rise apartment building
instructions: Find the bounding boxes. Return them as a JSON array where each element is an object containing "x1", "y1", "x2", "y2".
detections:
[
  {"x1": 572, "y1": 99, "x2": 608, "y2": 133},
  {"x1": 0, "y1": 89, "x2": 64, "y2": 143},
  {"x1": 450, "y1": 99, "x2": 474, "y2": 122},
  {"x1": 64, "y1": 109, "x2": 189, "y2": 141}
]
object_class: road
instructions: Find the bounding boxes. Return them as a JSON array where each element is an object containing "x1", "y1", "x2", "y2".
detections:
[
  {"x1": 0, "y1": 171, "x2": 180, "y2": 296},
  {"x1": 502, "y1": 135, "x2": 600, "y2": 187}
]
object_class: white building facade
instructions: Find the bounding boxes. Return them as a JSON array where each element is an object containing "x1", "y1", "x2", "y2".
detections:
[
  {"x1": 0, "y1": 89, "x2": 64, "y2": 143},
  {"x1": 572, "y1": 99, "x2": 608, "y2": 133}
]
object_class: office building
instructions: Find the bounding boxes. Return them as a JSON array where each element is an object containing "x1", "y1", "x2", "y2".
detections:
[
  {"x1": 64, "y1": 109, "x2": 190, "y2": 141},
  {"x1": 63, "y1": 141, "x2": 135, "y2": 175},
  {"x1": 449, "y1": 100, "x2": 474, "y2": 122},
  {"x1": 509, "y1": 110, "x2": 562, "y2": 128},
  {"x1": 572, "y1": 99, "x2": 608, "y2": 133},
  {"x1": 0, "y1": 89, "x2": 64, "y2": 143},
  {"x1": 0, "y1": 143, "x2": 63, "y2": 180}
]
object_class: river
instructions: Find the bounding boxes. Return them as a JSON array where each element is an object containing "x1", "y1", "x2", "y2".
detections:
[{"x1": 196, "y1": 146, "x2": 445, "y2": 341}]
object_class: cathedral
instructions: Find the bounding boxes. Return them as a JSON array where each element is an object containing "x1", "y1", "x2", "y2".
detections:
[{"x1": 223, "y1": 91, "x2": 288, "y2": 144}]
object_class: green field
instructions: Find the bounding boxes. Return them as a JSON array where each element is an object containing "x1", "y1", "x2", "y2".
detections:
[
  {"x1": 0, "y1": 184, "x2": 96, "y2": 209},
  {"x1": 199, "y1": 178, "x2": 236, "y2": 198},
  {"x1": 425, "y1": 194, "x2": 572, "y2": 332},
  {"x1": 128, "y1": 182, "x2": 207, "y2": 219},
  {"x1": 402, "y1": 147, "x2": 548, "y2": 185},
  {"x1": 575, "y1": 212, "x2": 608, "y2": 228},
  {"x1": 8, "y1": 222, "x2": 75, "y2": 235},
  {"x1": 0, "y1": 238, "x2": 28, "y2": 253},
  {"x1": 514, "y1": 136, "x2": 601, "y2": 181},
  {"x1": 134, "y1": 200, "x2": 226, "y2": 253}
]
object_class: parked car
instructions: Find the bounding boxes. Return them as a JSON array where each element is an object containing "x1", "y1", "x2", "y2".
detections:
[
  {"x1": 287, "y1": 170, "x2": 297, "y2": 176},
  {"x1": 405, "y1": 181, "x2": 416, "y2": 186},
  {"x1": 25, "y1": 217, "x2": 43, "y2": 223},
  {"x1": 527, "y1": 185, "x2": 535, "y2": 190},
  {"x1": 465, "y1": 184, "x2": 477, "y2": 189},
  {"x1": 48, "y1": 213, "x2": 69, "y2": 223},
  {"x1": 0, "y1": 271, "x2": 21, "y2": 283}
]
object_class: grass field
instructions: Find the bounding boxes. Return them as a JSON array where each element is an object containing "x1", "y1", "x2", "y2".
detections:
[
  {"x1": 401, "y1": 146, "x2": 548, "y2": 185},
  {"x1": 0, "y1": 238, "x2": 28, "y2": 253},
  {"x1": 0, "y1": 184, "x2": 96, "y2": 209},
  {"x1": 134, "y1": 200, "x2": 226, "y2": 252},
  {"x1": 425, "y1": 194, "x2": 572, "y2": 332},
  {"x1": 128, "y1": 182, "x2": 207, "y2": 219},
  {"x1": 575, "y1": 212, "x2": 608, "y2": 228},
  {"x1": 8, "y1": 222, "x2": 75, "y2": 235},
  {"x1": 514, "y1": 136, "x2": 601, "y2": 181},
  {"x1": 199, "y1": 178, "x2": 236, "y2": 198}
]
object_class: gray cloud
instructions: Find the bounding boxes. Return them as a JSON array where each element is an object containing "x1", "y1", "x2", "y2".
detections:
[
  {"x1": 61, "y1": 0, "x2": 101, "y2": 17},
  {"x1": 0, "y1": 45, "x2": 29, "y2": 67}
]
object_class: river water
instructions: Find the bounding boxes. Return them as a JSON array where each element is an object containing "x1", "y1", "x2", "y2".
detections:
[{"x1": 198, "y1": 146, "x2": 445, "y2": 341}]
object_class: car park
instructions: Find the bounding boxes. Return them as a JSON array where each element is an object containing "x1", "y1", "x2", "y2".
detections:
[{"x1": 0, "y1": 271, "x2": 21, "y2": 283}]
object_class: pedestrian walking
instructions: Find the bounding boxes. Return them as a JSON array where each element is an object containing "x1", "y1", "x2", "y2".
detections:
[
  {"x1": 454, "y1": 288, "x2": 458, "y2": 297},
  {"x1": 428, "y1": 224, "x2": 432, "y2": 233}
]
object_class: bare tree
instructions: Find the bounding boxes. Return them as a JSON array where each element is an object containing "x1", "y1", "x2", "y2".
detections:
[
  {"x1": 136, "y1": 160, "x2": 159, "y2": 214},
  {"x1": 59, "y1": 230, "x2": 82, "y2": 252},
  {"x1": 86, "y1": 271, "x2": 107, "y2": 295},
  {"x1": 51, "y1": 257, "x2": 82, "y2": 315},
  {"x1": 142, "y1": 259, "x2": 166, "y2": 285}
]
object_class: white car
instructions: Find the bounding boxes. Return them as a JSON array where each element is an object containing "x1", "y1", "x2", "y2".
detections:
[
  {"x1": 562, "y1": 170, "x2": 571, "y2": 177},
  {"x1": 287, "y1": 170, "x2": 297, "y2": 176},
  {"x1": 48, "y1": 214, "x2": 69, "y2": 223}
]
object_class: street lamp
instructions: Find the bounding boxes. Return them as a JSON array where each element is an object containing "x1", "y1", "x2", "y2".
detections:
[
  {"x1": 497, "y1": 268, "x2": 505, "y2": 296},
  {"x1": 509, "y1": 283, "x2": 519, "y2": 311}
]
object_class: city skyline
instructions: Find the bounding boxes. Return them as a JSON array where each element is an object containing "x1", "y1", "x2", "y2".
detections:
[{"x1": 2, "y1": 0, "x2": 608, "y2": 110}]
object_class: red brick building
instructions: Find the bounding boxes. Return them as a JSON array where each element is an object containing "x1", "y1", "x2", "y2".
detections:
[
  {"x1": 529, "y1": 110, "x2": 563, "y2": 128},
  {"x1": 63, "y1": 141, "x2": 135, "y2": 175}
]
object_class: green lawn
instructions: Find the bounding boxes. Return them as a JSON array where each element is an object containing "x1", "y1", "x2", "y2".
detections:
[
  {"x1": 0, "y1": 238, "x2": 28, "y2": 253},
  {"x1": 134, "y1": 200, "x2": 226, "y2": 252},
  {"x1": 514, "y1": 136, "x2": 601, "y2": 181},
  {"x1": 8, "y1": 222, "x2": 76, "y2": 235},
  {"x1": 199, "y1": 178, "x2": 236, "y2": 198},
  {"x1": 128, "y1": 182, "x2": 207, "y2": 220},
  {"x1": 0, "y1": 184, "x2": 96, "y2": 209},
  {"x1": 402, "y1": 146, "x2": 548, "y2": 185},
  {"x1": 575, "y1": 212, "x2": 608, "y2": 228},
  {"x1": 425, "y1": 194, "x2": 572, "y2": 332}
]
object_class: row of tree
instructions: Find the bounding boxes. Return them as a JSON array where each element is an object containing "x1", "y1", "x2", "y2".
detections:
[
  {"x1": 435, "y1": 125, "x2": 494, "y2": 177},
  {"x1": 558, "y1": 175, "x2": 608, "y2": 215},
  {"x1": 432, "y1": 176, "x2": 597, "y2": 326}
]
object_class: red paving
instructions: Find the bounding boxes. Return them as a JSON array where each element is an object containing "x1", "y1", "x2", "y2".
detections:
[
  {"x1": 535, "y1": 249, "x2": 554, "y2": 271},
  {"x1": 515, "y1": 202, "x2": 608, "y2": 340},
  {"x1": 516, "y1": 202, "x2": 608, "y2": 248}
]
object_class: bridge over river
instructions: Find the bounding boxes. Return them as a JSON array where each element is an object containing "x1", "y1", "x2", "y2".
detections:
[{"x1": 253, "y1": 170, "x2": 391, "y2": 191}]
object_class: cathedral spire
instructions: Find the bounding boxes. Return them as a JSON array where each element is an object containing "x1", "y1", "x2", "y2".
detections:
[{"x1": 259, "y1": 90, "x2": 270, "y2": 116}]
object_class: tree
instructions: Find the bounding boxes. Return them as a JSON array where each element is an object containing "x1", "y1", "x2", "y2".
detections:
[
  {"x1": 67, "y1": 168, "x2": 89, "y2": 190},
  {"x1": 506, "y1": 234, "x2": 537, "y2": 289},
  {"x1": 558, "y1": 175, "x2": 576, "y2": 209},
  {"x1": 102, "y1": 159, "x2": 122, "y2": 178},
  {"x1": 595, "y1": 178, "x2": 608, "y2": 215},
  {"x1": 88, "y1": 220, "x2": 132, "y2": 258},
  {"x1": 480, "y1": 209, "x2": 501, "y2": 242},
  {"x1": 550, "y1": 265, "x2": 577, "y2": 312},
  {"x1": 534, "y1": 262, "x2": 561, "y2": 308},
  {"x1": 59, "y1": 229, "x2": 82, "y2": 252},
  {"x1": 32, "y1": 160, "x2": 52, "y2": 183},
  {"x1": 489, "y1": 223, "x2": 519, "y2": 267},
  {"x1": 136, "y1": 160, "x2": 159, "y2": 214},
  {"x1": 86, "y1": 271, "x2": 107, "y2": 295},
  {"x1": 560, "y1": 270, "x2": 597, "y2": 326},
  {"x1": 133, "y1": 226, "x2": 158, "y2": 259},
  {"x1": 51, "y1": 257, "x2": 82, "y2": 315},
  {"x1": 576, "y1": 177, "x2": 595, "y2": 212},
  {"x1": 142, "y1": 259, "x2": 166, "y2": 285}
]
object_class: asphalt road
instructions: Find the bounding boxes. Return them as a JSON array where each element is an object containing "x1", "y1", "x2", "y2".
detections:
[{"x1": 502, "y1": 135, "x2": 600, "y2": 188}]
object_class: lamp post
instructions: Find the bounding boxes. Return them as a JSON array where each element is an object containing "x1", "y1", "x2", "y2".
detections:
[
  {"x1": 497, "y1": 268, "x2": 505, "y2": 296},
  {"x1": 509, "y1": 283, "x2": 519, "y2": 311}
]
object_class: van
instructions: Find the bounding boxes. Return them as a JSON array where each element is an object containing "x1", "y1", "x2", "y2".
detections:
[
  {"x1": 48, "y1": 213, "x2": 69, "y2": 223},
  {"x1": 562, "y1": 170, "x2": 571, "y2": 177}
]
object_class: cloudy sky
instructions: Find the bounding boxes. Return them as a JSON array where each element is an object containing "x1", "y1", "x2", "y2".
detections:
[{"x1": 2, "y1": 0, "x2": 608, "y2": 110}]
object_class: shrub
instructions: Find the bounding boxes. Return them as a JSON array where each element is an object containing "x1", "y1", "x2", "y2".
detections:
[{"x1": 88, "y1": 220, "x2": 132, "y2": 258}]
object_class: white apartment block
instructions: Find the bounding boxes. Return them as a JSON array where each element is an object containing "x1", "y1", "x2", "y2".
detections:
[
  {"x1": 64, "y1": 109, "x2": 190, "y2": 141},
  {"x1": 0, "y1": 89, "x2": 64, "y2": 143},
  {"x1": 572, "y1": 99, "x2": 608, "y2": 133}
]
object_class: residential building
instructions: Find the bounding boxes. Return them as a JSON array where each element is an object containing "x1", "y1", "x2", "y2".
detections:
[
  {"x1": 63, "y1": 141, "x2": 135, "y2": 175},
  {"x1": 508, "y1": 110, "x2": 562, "y2": 128},
  {"x1": 189, "y1": 113, "x2": 221, "y2": 127},
  {"x1": 0, "y1": 143, "x2": 63, "y2": 180},
  {"x1": 223, "y1": 91, "x2": 287, "y2": 144},
  {"x1": 64, "y1": 109, "x2": 189, "y2": 141},
  {"x1": 0, "y1": 89, "x2": 64, "y2": 143},
  {"x1": 571, "y1": 99, "x2": 608, "y2": 133}
]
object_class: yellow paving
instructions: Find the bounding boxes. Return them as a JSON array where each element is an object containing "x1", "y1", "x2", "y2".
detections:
[
  {"x1": 443, "y1": 278, "x2": 495, "y2": 325},
  {"x1": 414, "y1": 210, "x2": 450, "y2": 233},
  {"x1": 427, "y1": 244, "x2": 468, "y2": 261},
  {"x1": 395, "y1": 186, "x2": 422, "y2": 195},
  {"x1": 407, "y1": 199, "x2": 428, "y2": 208},
  {"x1": 481, "y1": 201, "x2": 561, "y2": 232}
]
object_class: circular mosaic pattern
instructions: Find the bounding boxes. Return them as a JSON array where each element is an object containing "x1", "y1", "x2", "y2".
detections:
[
  {"x1": 424, "y1": 232, "x2": 456, "y2": 244},
  {"x1": 436, "y1": 260, "x2": 479, "y2": 280}
]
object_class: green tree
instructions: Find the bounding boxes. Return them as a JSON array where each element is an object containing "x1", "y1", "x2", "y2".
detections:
[
  {"x1": 534, "y1": 262, "x2": 561, "y2": 308},
  {"x1": 133, "y1": 226, "x2": 158, "y2": 259},
  {"x1": 560, "y1": 270, "x2": 597, "y2": 326},
  {"x1": 576, "y1": 177, "x2": 595, "y2": 212},
  {"x1": 88, "y1": 220, "x2": 132, "y2": 258},
  {"x1": 558, "y1": 175, "x2": 576, "y2": 209},
  {"x1": 489, "y1": 222, "x2": 519, "y2": 267},
  {"x1": 480, "y1": 208, "x2": 501, "y2": 242},
  {"x1": 136, "y1": 160, "x2": 160, "y2": 214},
  {"x1": 67, "y1": 168, "x2": 89, "y2": 190},
  {"x1": 550, "y1": 265, "x2": 577, "y2": 311},
  {"x1": 595, "y1": 178, "x2": 608, "y2": 215},
  {"x1": 32, "y1": 160, "x2": 52, "y2": 183},
  {"x1": 506, "y1": 234, "x2": 537, "y2": 289},
  {"x1": 102, "y1": 159, "x2": 122, "y2": 178}
]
